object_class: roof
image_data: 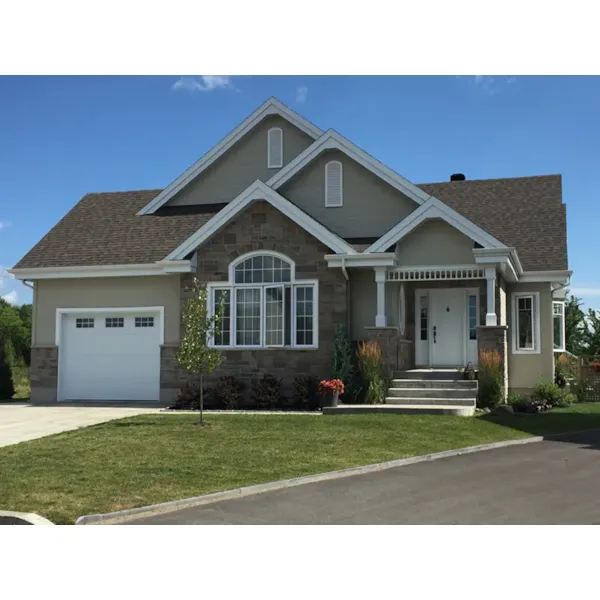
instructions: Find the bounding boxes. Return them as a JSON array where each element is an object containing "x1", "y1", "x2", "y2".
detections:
[
  {"x1": 13, "y1": 191, "x2": 222, "y2": 269},
  {"x1": 13, "y1": 175, "x2": 567, "y2": 272},
  {"x1": 416, "y1": 175, "x2": 567, "y2": 271}
]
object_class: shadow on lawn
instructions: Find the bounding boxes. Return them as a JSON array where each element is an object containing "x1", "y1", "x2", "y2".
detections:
[{"x1": 481, "y1": 409, "x2": 600, "y2": 451}]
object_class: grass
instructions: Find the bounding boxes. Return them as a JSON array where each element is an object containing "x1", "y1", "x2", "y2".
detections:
[{"x1": 1, "y1": 405, "x2": 600, "y2": 524}]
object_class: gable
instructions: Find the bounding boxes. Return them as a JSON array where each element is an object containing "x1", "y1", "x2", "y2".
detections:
[
  {"x1": 279, "y1": 149, "x2": 417, "y2": 238},
  {"x1": 166, "y1": 115, "x2": 315, "y2": 208},
  {"x1": 395, "y1": 219, "x2": 476, "y2": 266}
]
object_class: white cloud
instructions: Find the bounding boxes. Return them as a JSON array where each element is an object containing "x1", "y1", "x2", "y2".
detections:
[
  {"x1": 1, "y1": 290, "x2": 17, "y2": 305},
  {"x1": 296, "y1": 86, "x2": 308, "y2": 103},
  {"x1": 472, "y1": 75, "x2": 516, "y2": 95},
  {"x1": 0, "y1": 265, "x2": 14, "y2": 289},
  {"x1": 171, "y1": 76, "x2": 239, "y2": 93},
  {"x1": 0, "y1": 220, "x2": 11, "y2": 231}
]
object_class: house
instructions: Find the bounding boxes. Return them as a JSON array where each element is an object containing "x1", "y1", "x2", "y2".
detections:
[{"x1": 9, "y1": 97, "x2": 570, "y2": 406}]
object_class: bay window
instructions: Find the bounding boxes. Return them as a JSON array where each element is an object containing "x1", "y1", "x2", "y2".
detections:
[{"x1": 208, "y1": 252, "x2": 318, "y2": 349}]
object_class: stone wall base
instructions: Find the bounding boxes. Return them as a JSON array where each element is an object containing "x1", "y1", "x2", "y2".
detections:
[
  {"x1": 363, "y1": 327, "x2": 414, "y2": 377},
  {"x1": 477, "y1": 325, "x2": 509, "y2": 401}
]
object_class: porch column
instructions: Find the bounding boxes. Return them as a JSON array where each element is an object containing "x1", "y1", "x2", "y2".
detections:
[
  {"x1": 398, "y1": 282, "x2": 406, "y2": 336},
  {"x1": 485, "y1": 266, "x2": 498, "y2": 326},
  {"x1": 375, "y1": 267, "x2": 387, "y2": 327}
]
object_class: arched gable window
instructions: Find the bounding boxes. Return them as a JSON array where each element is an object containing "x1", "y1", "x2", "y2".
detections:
[
  {"x1": 267, "y1": 127, "x2": 283, "y2": 169},
  {"x1": 208, "y1": 251, "x2": 318, "y2": 348}
]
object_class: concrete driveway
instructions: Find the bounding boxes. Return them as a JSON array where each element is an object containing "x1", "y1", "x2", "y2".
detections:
[
  {"x1": 0, "y1": 404, "x2": 159, "y2": 448},
  {"x1": 128, "y1": 430, "x2": 600, "y2": 525}
]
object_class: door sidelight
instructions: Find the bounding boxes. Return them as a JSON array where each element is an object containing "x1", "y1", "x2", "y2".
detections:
[{"x1": 433, "y1": 325, "x2": 437, "y2": 344}]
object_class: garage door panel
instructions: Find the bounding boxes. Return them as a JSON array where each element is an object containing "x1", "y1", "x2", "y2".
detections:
[{"x1": 59, "y1": 311, "x2": 161, "y2": 402}]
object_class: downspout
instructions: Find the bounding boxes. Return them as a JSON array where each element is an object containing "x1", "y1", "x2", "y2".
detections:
[
  {"x1": 341, "y1": 257, "x2": 351, "y2": 335},
  {"x1": 22, "y1": 280, "x2": 34, "y2": 290}
]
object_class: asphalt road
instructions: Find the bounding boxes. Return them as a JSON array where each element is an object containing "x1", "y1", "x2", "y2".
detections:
[{"x1": 128, "y1": 430, "x2": 600, "y2": 525}]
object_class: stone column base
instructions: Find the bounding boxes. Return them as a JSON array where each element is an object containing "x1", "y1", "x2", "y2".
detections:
[{"x1": 363, "y1": 327, "x2": 413, "y2": 377}]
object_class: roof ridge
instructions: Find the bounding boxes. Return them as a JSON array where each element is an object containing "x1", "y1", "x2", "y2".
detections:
[
  {"x1": 418, "y1": 174, "x2": 561, "y2": 186},
  {"x1": 84, "y1": 188, "x2": 164, "y2": 196}
]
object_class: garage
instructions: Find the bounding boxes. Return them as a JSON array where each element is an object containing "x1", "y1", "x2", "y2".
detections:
[{"x1": 57, "y1": 309, "x2": 162, "y2": 402}]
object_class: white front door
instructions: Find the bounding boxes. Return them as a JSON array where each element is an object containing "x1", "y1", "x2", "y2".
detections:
[{"x1": 431, "y1": 289, "x2": 465, "y2": 366}]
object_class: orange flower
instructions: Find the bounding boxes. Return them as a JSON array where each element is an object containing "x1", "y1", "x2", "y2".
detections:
[{"x1": 319, "y1": 379, "x2": 345, "y2": 395}]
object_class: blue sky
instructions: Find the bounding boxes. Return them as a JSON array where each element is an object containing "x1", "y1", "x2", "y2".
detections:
[{"x1": 0, "y1": 75, "x2": 597, "y2": 309}]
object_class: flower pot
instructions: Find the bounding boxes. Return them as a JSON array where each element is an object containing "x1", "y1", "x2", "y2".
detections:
[{"x1": 321, "y1": 391, "x2": 340, "y2": 408}]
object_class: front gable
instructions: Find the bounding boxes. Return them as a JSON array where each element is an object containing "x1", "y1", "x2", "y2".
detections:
[
  {"x1": 166, "y1": 115, "x2": 315, "y2": 208},
  {"x1": 279, "y1": 149, "x2": 418, "y2": 239}
]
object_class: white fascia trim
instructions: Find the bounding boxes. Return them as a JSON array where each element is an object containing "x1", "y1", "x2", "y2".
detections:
[
  {"x1": 8, "y1": 261, "x2": 193, "y2": 280},
  {"x1": 266, "y1": 130, "x2": 432, "y2": 206},
  {"x1": 325, "y1": 253, "x2": 397, "y2": 268},
  {"x1": 137, "y1": 98, "x2": 323, "y2": 216},
  {"x1": 55, "y1": 306, "x2": 165, "y2": 346},
  {"x1": 473, "y1": 248, "x2": 520, "y2": 281},
  {"x1": 366, "y1": 197, "x2": 507, "y2": 254},
  {"x1": 164, "y1": 180, "x2": 357, "y2": 260},
  {"x1": 519, "y1": 269, "x2": 572, "y2": 283}
]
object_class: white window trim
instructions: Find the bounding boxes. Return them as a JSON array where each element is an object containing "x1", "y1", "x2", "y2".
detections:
[
  {"x1": 267, "y1": 127, "x2": 283, "y2": 169},
  {"x1": 207, "y1": 252, "x2": 319, "y2": 350},
  {"x1": 325, "y1": 160, "x2": 343, "y2": 207},
  {"x1": 553, "y1": 300, "x2": 566, "y2": 352},
  {"x1": 511, "y1": 292, "x2": 541, "y2": 355}
]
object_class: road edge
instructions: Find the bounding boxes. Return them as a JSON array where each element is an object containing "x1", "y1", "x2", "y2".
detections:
[{"x1": 76, "y1": 435, "x2": 544, "y2": 525}]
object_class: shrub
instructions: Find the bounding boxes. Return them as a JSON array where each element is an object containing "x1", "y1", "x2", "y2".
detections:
[
  {"x1": 0, "y1": 342, "x2": 15, "y2": 400},
  {"x1": 252, "y1": 374, "x2": 282, "y2": 410},
  {"x1": 214, "y1": 376, "x2": 243, "y2": 410},
  {"x1": 292, "y1": 375, "x2": 320, "y2": 411},
  {"x1": 332, "y1": 325, "x2": 353, "y2": 391},
  {"x1": 173, "y1": 383, "x2": 202, "y2": 410},
  {"x1": 571, "y1": 376, "x2": 589, "y2": 403},
  {"x1": 477, "y1": 349, "x2": 503, "y2": 409},
  {"x1": 531, "y1": 379, "x2": 574, "y2": 408},
  {"x1": 507, "y1": 392, "x2": 524, "y2": 406},
  {"x1": 357, "y1": 341, "x2": 386, "y2": 404}
]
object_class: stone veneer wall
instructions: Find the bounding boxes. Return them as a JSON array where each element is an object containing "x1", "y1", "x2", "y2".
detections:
[
  {"x1": 161, "y1": 201, "x2": 348, "y2": 399},
  {"x1": 477, "y1": 325, "x2": 508, "y2": 401},
  {"x1": 29, "y1": 346, "x2": 59, "y2": 403},
  {"x1": 363, "y1": 327, "x2": 414, "y2": 377}
]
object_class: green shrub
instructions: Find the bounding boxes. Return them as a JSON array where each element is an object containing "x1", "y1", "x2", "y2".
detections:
[
  {"x1": 477, "y1": 349, "x2": 503, "y2": 409},
  {"x1": 507, "y1": 392, "x2": 524, "y2": 406},
  {"x1": 292, "y1": 375, "x2": 320, "y2": 411},
  {"x1": 332, "y1": 325, "x2": 353, "y2": 391},
  {"x1": 174, "y1": 383, "x2": 201, "y2": 410},
  {"x1": 531, "y1": 379, "x2": 574, "y2": 408},
  {"x1": 251, "y1": 374, "x2": 282, "y2": 410},
  {"x1": 214, "y1": 376, "x2": 243, "y2": 410}
]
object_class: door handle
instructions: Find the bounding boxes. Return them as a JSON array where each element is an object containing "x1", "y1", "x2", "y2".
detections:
[{"x1": 433, "y1": 325, "x2": 437, "y2": 344}]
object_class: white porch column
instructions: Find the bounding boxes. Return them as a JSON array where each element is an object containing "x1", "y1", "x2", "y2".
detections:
[
  {"x1": 398, "y1": 282, "x2": 406, "y2": 336},
  {"x1": 375, "y1": 267, "x2": 387, "y2": 327},
  {"x1": 485, "y1": 266, "x2": 497, "y2": 326}
]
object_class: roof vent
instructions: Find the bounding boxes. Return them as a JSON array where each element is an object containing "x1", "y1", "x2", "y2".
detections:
[{"x1": 450, "y1": 173, "x2": 466, "y2": 182}]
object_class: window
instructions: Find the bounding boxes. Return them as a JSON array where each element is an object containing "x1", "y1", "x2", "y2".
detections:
[
  {"x1": 105, "y1": 317, "x2": 124, "y2": 328},
  {"x1": 325, "y1": 161, "x2": 343, "y2": 207},
  {"x1": 419, "y1": 295, "x2": 428, "y2": 341},
  {"x1": 75, "y1": 318, "x2": 94, "y2": 329},
  {"x1": 512, "y1": 292, "x2": 541, "y2": 354},
  {"x1": 209, "y1": 252, "x2": 318, "y2": 349},
  {"x1": 135, "y1": 317, "x2": 154, "y2": 328},
  {"x1": 267, "y1": 127, "x2": 283, "y2": 168},
  {"x1": 553, "y1": 301, "x2": 565, "y2": 352},
  {"x1": 468, "y1": 294, "x2": 477, "y2": 340}
]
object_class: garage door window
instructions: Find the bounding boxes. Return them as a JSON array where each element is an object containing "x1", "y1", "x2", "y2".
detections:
[
  {"x1": 135, "y1": 317, "x2": 154, "y2": 328},
  {"x1": 105, "y1": 317, "x2": 124, "y2": 328},
  {"x1": 76, "y1": 318, "x2": 94, "y2": 328}
]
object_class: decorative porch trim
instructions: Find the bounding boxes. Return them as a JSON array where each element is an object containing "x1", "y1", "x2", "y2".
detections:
[
  {"x1": 387, "y1": 265, "x2": 486, "y2": 282},
  {"x1": 324, "y1": 253, "x2": 397, "y2": 268}
]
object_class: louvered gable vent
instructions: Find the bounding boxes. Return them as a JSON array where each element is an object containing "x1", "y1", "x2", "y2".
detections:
[
  {"x1": 325, "y1": 160, "x2": 343, "y2": 207},
  {"x1": 267, "y1": 127, "x2": 283, "y2": 168}
]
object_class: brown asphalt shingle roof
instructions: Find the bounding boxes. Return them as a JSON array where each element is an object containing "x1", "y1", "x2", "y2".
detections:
[
  {"x1": 417, "y1": 175, "x2": 567, "y2": 271},
  {"x1": 14, "y1": 174, "x2": 567, "y2": 272}
]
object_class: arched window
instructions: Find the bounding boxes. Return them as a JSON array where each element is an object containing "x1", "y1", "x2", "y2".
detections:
[
  {"x1": 325, "y1": 160, "x2": 343, "y2": 207},
  {"x1": 208, "y1": 251, "x2": 318, "y2": 348},
  {"x1": 267, "y1": 127, "x2": 283, "y2": 169}
]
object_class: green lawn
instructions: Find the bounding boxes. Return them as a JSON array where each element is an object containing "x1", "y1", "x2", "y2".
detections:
[{"x1": 1, "y1": 405, "x2": 600, "y2": 524}]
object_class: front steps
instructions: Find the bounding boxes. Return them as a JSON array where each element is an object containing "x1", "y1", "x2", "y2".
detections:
[{"x1": 324, "y1": 369, "x2": 478, "y2": 417}]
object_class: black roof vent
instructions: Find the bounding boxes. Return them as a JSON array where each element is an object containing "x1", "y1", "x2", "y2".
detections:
[{"x1": 450, "y1": 173, "x2": 466, "y2": 182}]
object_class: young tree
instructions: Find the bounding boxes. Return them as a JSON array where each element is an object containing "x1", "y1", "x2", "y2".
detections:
[
  {"x1": 0, "y1": 338, "x2": 15, "y2": 400},
  {"x1": 584, "y1": 308, "x2": 600, "y2": 356},
  {"x1": 175, "y1": 277, "x2": 225, "y2": 425},
  {"x1": 565, "y1": 295, "x2": 587, "y2": 355}
]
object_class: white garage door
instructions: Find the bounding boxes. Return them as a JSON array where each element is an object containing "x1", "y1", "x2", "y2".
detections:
[{"x1": 59, "y1": 311, "x2": 161, "y2": 402}]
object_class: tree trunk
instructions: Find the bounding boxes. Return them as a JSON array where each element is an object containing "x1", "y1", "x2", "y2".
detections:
[{"x1": 199, "y1": 372, "x2": 204, "y2": 425}]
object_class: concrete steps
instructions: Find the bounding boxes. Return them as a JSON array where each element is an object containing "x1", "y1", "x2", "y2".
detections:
[{"x1": 323, "y1": 405, "x2": 475, "y2": 417}]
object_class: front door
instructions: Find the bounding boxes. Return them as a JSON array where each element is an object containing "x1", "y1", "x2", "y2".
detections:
[{"x1": 431, "y1": 289, "x2": 465, "y2": 366}]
